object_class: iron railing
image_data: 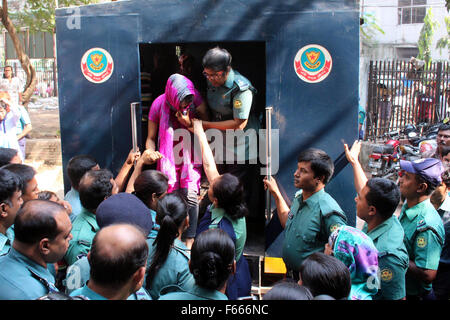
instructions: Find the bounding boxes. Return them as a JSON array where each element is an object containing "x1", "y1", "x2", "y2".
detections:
[
  {"x1": 366, "y1": 60, "x2": 450, "y2": 140},
  {"x1": 0, "y1": 59, "x2": 57, "y2": 98}
]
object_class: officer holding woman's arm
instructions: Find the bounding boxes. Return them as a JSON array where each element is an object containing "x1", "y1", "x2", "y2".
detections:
[
  {"x1": 200, "y1": 47, "x2": 257, "y2": 132},
  {"x1": 199, "y1": 47, "x2": 263, "y2": 222}
]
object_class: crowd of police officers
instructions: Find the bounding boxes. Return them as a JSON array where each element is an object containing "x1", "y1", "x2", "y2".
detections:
[{"x1": 0, "y1": 47, "x2": 448, "y2": 301}]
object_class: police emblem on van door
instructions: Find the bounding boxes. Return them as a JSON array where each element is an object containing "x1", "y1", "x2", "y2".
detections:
[
  {"x1": 81, "y1": 48, "x2": 114, "y2": 83},
  {"x1": 294, "y1": 44, "x2": 332, "y2": 83}
]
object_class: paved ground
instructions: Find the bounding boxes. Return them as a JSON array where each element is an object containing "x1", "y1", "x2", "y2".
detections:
[{"x1": 24, "y1": 97, "x2": 65, "y2": 199}]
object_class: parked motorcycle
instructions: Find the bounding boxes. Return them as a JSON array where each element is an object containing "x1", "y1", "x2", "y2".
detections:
[
  {"x1": 368, "y1": 130, "x2": 400, "y2": 178},
  {"x1": 403, "y1": 122, "x2": 439, "y2": 147},
  {"x1": 368, "y1": 124, "x2": 438, "y2": 180},
  {"x1": 402, "y1": 122, "x2": 438, "y2": 158}
]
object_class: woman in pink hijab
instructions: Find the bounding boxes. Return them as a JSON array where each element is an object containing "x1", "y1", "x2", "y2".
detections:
[{"x1": 146, "y1": 73, "x2": 208, "y2": 248}]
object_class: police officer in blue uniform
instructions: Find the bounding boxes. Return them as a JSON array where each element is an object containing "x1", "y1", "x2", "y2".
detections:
[
  {"x1": 69, "y1": 224, "x2": 149, "y2": 300},
  {"x1": 64, "y1": 169, "x2": 118, "y2": 266},
  {"x1": 144, "y1": 193, "x2": 194, "y2": 299},
  {"x1": 344, "y1": 141, "x2": 409, "y2": 300},
  {"x1": 398, "y1": 158, "x2": 445, "y2": 299},
  {"x1": 264, "y1": 148, "x2": 347, "y2": 278},
  {"x1": 0, "y1": 200, "x2": 72, "y2": 299},
  {"x1": 0, "y1": 168, "x2": 23, "y2": 256},
  {"x1": 200, "y1": 46, "x2": 263, "y2": 225},
  {"x1": 159, "y1": 229, "x2": 234, "y2": 300},
  {"x1": 65, "y1": 192, "x2": 153, "y2": 300}
]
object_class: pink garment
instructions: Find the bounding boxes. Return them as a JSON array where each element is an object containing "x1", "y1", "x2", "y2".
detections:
[{"x1": 148, "y1": 74, "x2": 203, "y2": 193}]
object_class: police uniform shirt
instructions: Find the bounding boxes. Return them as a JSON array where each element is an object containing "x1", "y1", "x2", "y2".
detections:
[
  {"x1": 358, "y1": 104, "x2": 366, "y2": 125},
  {"x1": 64, "y1": 207, "x2": 99, "y2": 266},
  {"x1": 363, "y1": 215, "x2": 409, "y2": 300},
  {"x1": 0, "y1": 227, "x2": 14, "y2": 256},
  {"x1": 16, "y1": 105, "x2": 31, "y2": 136},
  {"x1": 148, "y1": 208, "x2": 160, "y2": 239},
  {"x1": 64, "y1": 187, "x2": 83, "y2": 223},
  {"x1": 0, "y1": 248, "x2": 58, "y2": 299},
  {"x1": 130, "y1": 287, "x2": 152, "y2": 300},
  {"x1": 399, "y1": 199, "x2": 445, "y2": 296},
  {"x1": 66, "y1": 237, "x2": 156, "y2": 294},
  {"x1": 147, "y1": 238, "x2": 195, "y2": 300},
  {"x1": 64, "y1": 255, "x2": 90, "y2": 295},
  {"x1": 70, "y1": 284, "x2": 152, "y2": 300},
  {"x1": 206, "y1": 68, "x2": 260, "y2": 161},
  {"x1": 209, "y1": 204, "x2": 246, "y2": 261},
  {"x1": 282, "y1": 188, "x2": 347, "y2": 272},
  {"x1": 70, "y1": 284, "x2": 107, "y2": 300},
  {"x1": 437, "y1": 194, "x2": 450, "y2": 222},
  {"x1": 437, "y1": 195, "x2": 450, "y2": 265},
  {"x1": 158, "y1": 283, "x2": 228, "y2": 300}
]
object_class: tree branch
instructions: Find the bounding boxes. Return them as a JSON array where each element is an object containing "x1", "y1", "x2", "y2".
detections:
[{"x1": 0, "y1": 0, "x2": 37, "y2": 105}]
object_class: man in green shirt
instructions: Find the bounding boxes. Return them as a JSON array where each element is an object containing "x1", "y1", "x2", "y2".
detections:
[
  {"x1": 0, "y1": 168, "x2": 23, "y2": 255},
  {"x1": 70, "y1": 224, "x2": 149, "y2": 300},
  {"x1": 0, "y1": 200, "x2": 72, "y2": 299},
  {"x1": 264, "y1": 148, "x2": 347, "y2": 279},
  {"x1": 344, "y1": 141, "x2": 409, "y2": 300},
  {"x1": 64, "y1": 169, "x2": 118, "y2": 266},
  {"x1": 357, "y1": 179, "x2": 409, "y2": 299},
  {"x1": 2, "y1": 163, "x2": 39, "y2": 203},
  {"x1": 398, "y1": 158, "x2": 445, "y2": 300}
]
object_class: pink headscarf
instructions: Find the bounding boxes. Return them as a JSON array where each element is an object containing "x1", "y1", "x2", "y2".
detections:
[{"x1": 148, "y1": 74, "x2": 203, "y2": 193}]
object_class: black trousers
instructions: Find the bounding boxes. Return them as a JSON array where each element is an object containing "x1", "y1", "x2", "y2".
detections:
[{"x1": 433, "y1": 263, "x2": 450, "y2": 300}]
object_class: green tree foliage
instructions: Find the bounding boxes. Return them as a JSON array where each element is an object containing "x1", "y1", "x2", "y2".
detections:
[
  {"x1": 436, "y1": 16, "x2": 450, "y2": 56},
  {"x1": 1, "y1": 0, "x2": 36, "y2": 104},
  {"x1": 10, "y1": 0, "x2": 99, "y2": 33},
  {"x1": 360, "y1": 11, "x2": 385, "y2": 46},
  {"x1": 417, "y1": 8, "x2": 438, "y2": 66}
]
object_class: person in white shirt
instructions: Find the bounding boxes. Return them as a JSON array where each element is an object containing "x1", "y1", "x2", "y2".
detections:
[
  {"x1": 1, "y1": 66, "x2": 23, "y2": 106},
  {"x1": 0, "y1": 92, "x2": 21, "y2": 160}
]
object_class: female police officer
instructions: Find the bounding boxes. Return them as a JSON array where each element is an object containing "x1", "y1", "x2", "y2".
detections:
[{"x1": 199, "y1": 47, "x2": 263, "y2": 224}]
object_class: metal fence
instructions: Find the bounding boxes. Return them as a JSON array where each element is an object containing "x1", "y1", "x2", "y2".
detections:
[
  {"x1": 365, "y1": 60, "x2": 450, "y2": 141},
  {"x1": 0, "y1": 59, "x2": 57, "y2": 98}
]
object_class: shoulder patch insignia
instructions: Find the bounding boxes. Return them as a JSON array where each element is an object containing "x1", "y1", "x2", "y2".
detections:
[
  {"x1": 417, "y1": 236, "x2": 427, "y2": 248},
  {"x1": 380, "y1": 268, "x2": 393, "y2": 282},
  {"x1": 234, "y1": 100, "x2": 242, "y2": 109},
  {"x1": 330, "y1": 224, "x2": 340, "y2": 233}
]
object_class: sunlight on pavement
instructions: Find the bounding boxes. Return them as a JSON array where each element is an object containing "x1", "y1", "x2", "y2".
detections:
[{"x1": 25, "y1": 160, "x2": 65, "y2": 199}]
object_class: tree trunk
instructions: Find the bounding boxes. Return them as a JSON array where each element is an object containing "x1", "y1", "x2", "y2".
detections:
[{"x1": 0, "y1": 0, "x2": 36, "y2": 106}]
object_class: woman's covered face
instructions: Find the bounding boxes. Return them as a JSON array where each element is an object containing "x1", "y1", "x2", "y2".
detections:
[{"x1": 179, "y1": 95, "x2": 193, "y2": 113}]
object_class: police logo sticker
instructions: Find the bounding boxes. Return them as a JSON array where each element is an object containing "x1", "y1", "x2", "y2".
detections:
[
  {"x1": 234, "y1": 100, "x2": 242, "y2": 109},
  {"x1": 81, "y1": 48, "x2": 114, "y2": 83},
  {"x1": 417, "y1": 236, "x2": 427, "y2": 248},
  {"x1": 380, "y1": 268, "x2": 393, "y2": 282},
  {"x1": 294, "y1": 44, "x2": 332, "y2": 83}
]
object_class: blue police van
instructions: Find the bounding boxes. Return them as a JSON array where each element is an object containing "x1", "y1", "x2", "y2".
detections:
[{"x1": 55, "y1": 0, "x2": 360, "y2": 290}]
